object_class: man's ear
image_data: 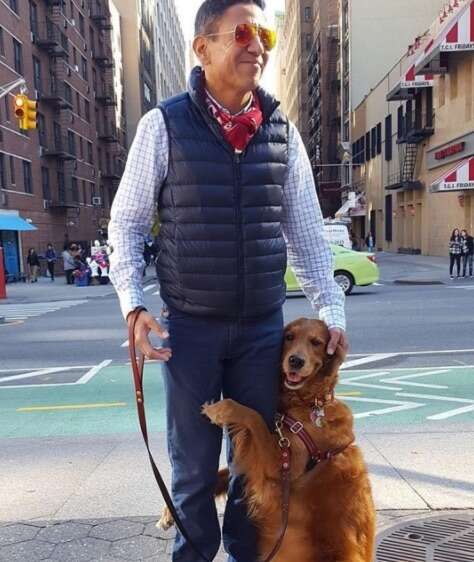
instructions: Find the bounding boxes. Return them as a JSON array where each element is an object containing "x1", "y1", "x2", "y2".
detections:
[
  {"x1": 320, "y1": 344, "x2": 346, "y2": 378},
  {"x1": 193, "y1": 36, "x2": 211, "y2": 66}
]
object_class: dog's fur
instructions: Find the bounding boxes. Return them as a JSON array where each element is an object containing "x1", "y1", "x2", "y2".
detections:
[{"x1": 159, "y1": 318, "x2": 375, "y2": 562}]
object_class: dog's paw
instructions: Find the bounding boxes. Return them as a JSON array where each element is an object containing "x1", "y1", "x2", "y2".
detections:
[
  {"x1": 202, "y1": 399, "x2": 240, "y2": 426},
  {"x1": 156, "y1": 506, "x2": 174, "y2": 531}
]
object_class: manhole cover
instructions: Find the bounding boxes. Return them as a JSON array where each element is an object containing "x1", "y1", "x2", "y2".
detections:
[{"x1": 376, "y1": 513, "x2": 474, "y2": 561}]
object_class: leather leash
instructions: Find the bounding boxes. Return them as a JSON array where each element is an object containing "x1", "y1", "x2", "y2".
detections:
[
  {"x1": 128, "y1": 308, "x2": 211, "y2": 562},
  {"x1": 128, "y1": 307, "x2": 292, "y2": 562}
]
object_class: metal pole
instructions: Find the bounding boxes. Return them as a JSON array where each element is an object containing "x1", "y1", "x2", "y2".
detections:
[{"x1": 0, "y1": 77, "x2": 26, "y2": 101}]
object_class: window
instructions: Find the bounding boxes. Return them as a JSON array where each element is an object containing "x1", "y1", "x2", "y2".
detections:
[
  {"x1": 385, "y1": 195, "x2": 393, "y2": 242},
  {"x1": 4, "y1": 97, "x2": 10, "y2": 121},
  {"x1": 79, "y1": 13, "x2": 85, "y2": 36},
  {"x1": 397, "y1": 106, "x2": 404, "y2": 139},
  {"x1": 64, "y1": 82, "x2": 72, "y2": 105},
  {"x1": 82, "y1": 179, "x2": 87, "y2": 204},
  {"x1": 79, "y1": 136, "x2": 83, "y2": 159},
  {"x1": 73, "y1": 46, "x2": 77, "y2": 67},
  {"x1": 84, "y1": 99, "x2": 90, "y2": 122},
  {"x1": 69, "y1": 0, "x2": 74, "y2": 20},
  {"x1": 72, "y1": 176, "x2": 79, "y2": 202},
  {"x1": 23, "y1": 160, "x2": 32, "y2": 194},
  {"x1": 426, "y1": 88, "x2": 433, "y2": 127},
  {"x1": 81, "y1": 56, "x2": 88, "y2": 81},
  {"x1": 304, "y1": 6, "x2": 312, "y2": 21},
  {"x1": 0, "y1": 153, "x2": 5, "y2": 188},
  {"x1": 38, "y1": 113, "x2": 47, "y2": 147},
  {"x1": 305, "y1": 33, "x2": 312, "y2": 51},
  {"x1": 33, "y1": 56, "x2": 41, "y2": 91},
  {"x1": 57, "y1": 169, "x2": 65, "y2": 202},
  {"x1": 9, "y1": 156, "x2": 15, "y2": 185},
  {"x1": 76, "y1": 92, "x2": 81, "y2": 116},
  {"x1": 41, "y1": 166, "x2": 50, "y2": 199},
  {"x1": 365, "y1": 132, "x2": 370, "y2": 162},
  {"x1": 13, "y1": 39, "x2": 23, "y2": 74},
  {"x1": 89, "y1": 26, "x2": 95, "y2": 52},
  {"x1": 371, "y1": 127, "x2": 376, "y2": 158},
  {"x1": 67, "y1": 130, "x2": 76, "y2": 155},
  {"x1": 385, "y1": 114, "x2": 392, "y2": 161},
  {"x1": 87, "y1": 141, "x2": 93, "y2": 164},
  {"x1": 29, "y1": 1, "x2": 38, "y2": 34},
  {"x1": 376, "y1": 123, "x2": 382, "y2": 155},
  {"x1": 9, "y1": 0, "x2": 18, "y2": 14},
  {"x1": 0, "y1": 28, "x2": 4, "y2": 56}
]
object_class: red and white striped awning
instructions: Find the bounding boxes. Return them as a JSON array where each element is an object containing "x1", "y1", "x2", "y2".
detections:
[
  {"x1": 416, "y1": 0, "x2": 474, "y2": 74},
  {"x1": 431, "y1": 156, "x2": 474, "y2": 192}
]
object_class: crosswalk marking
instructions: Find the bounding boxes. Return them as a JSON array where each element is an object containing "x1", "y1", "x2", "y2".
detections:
[{"x1": 0, "y1": 300, "x2": 87, "y2": 321}]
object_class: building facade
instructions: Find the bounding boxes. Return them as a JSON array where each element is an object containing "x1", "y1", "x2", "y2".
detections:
[
  {"x1": 278, "y1": 0, "x2": 313, "y2": 147},
  {"x1": 114, "y1": 0, "x2": 157, "y2": 145},
  {"x1": 0, "y1": 0, "x2": 126, "y2": 279},
  {"x1": 155, "y1": 0, "x2": 186, "y2": 102},
  {"x1": 349, "y1": 0, "x2": 474, "y2": 257},
  {"x1": 339, "y1": 0, "x2": 448, "y2": 202},
  {"x1": 307, "y1": 0, "x2": 340, "y2": 217}
]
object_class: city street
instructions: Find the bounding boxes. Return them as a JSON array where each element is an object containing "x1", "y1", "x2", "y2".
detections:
[{"x1": 0, "y1": 253, "x2": 473, "y2": 560}]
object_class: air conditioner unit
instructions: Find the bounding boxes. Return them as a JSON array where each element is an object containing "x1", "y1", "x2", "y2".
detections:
[
  {"x1": 43, "y1": 199, "x2": 51, "y2": 210},
  {"x1": 92, "y1": 196, "x2": 102, "y2": 206},
  {"x1": 71, "y1": 18, "x2": 76, "y2": 26},
  {"x1": 74, "y1": 64, "x2": 79, "y2": 72}
]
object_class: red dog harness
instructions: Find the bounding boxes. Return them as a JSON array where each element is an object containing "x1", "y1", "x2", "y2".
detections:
[{"x1": 276, "y1": 413, "x2": 354, "y2": 472}]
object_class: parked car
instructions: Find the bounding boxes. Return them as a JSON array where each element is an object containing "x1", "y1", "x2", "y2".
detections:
[{"x1": 285, "y1": 244, "x2": 379, "y2": 296}]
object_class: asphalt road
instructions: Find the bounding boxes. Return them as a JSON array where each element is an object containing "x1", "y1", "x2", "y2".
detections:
[{"x1": 1, "y1": 278, "x2": 474, "y2": 370}]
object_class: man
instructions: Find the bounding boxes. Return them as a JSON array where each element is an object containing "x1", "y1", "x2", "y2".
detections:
[{"x1": 109, "y1": 1, "x2": 347, "y2": 560}]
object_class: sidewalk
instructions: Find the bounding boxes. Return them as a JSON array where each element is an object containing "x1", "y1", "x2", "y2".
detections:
[
  {"x1": 1, "y1": 274, "x2": 157, "y2": 305},
  {"x1": 376, "y1": 251, "x2": 451, "y2": 284}
]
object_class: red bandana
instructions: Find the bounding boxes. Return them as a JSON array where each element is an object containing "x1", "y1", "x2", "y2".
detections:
[{"x1": 205, "y1": 92, "x2": 263, "y2": 153}]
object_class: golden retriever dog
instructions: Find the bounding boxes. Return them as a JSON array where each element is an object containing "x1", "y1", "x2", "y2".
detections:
[{"x1": 159, "y1": 318, "x2": 375, "y2": 562}]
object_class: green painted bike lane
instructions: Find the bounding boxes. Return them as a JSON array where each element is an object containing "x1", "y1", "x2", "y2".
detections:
[{"x1": 0, "y1": 364, "x2": 473, "y2": 439}]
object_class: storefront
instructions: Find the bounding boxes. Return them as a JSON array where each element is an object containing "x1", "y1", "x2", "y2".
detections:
[{"x1": 0, "y1": 212, "x2": 37, "y2": 280}]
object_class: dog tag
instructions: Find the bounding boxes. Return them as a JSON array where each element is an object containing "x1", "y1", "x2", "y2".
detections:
[{"x1": 310, "y1": 406, "x2": 325, "y2": 428}]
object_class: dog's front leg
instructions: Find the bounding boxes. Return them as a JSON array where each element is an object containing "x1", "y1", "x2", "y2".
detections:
[{"x1": 203, "y1": 399, "x2": 280, "y2": 483}]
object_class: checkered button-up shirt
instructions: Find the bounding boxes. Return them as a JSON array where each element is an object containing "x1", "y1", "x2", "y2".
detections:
[{"x1": 109, "y1": 106, "x2": 346, "y2": 330}]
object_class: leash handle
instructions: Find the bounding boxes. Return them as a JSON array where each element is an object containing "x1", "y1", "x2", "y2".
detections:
[{"x1": 128, "y1": 308, "x2": 211, "y2": 562}]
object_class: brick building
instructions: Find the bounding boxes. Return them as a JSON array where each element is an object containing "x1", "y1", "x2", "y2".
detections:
[{"x1": 0, "y1": 0, "x2": 126, "y2": 279}]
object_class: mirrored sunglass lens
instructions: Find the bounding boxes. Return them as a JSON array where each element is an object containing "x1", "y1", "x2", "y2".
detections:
[
  {"x1": 235, "y1": 23, "x2": 254, "y2": 46},
  {"x1": 259, "y1": 27, "x2": 276, "y2": 50}
]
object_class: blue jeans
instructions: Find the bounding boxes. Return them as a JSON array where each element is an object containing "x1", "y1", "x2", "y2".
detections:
[{"x1": 161, "y1": 306, "x2": 284, "y2": 562}]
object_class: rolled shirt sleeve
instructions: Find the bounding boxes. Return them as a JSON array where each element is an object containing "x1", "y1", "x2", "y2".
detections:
[
  {"x1": 281, "y1": 123, "x2": 346, "y2": 331},
  {"x1": 108, "y1": 109, "x2": 168, "y2": 319}
]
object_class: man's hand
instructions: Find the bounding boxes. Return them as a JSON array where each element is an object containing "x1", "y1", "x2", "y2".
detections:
[
  {"x1": 128, "y1": 310, "x2": 172, "y2": 362},
  {"x1": 327, "y1": 327, "x2": 349, "y2": 356}
]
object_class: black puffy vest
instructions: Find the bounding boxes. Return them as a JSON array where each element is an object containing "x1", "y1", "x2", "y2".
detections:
[{"x1": 156, "y1": 68, "x2": 289, "y2": 318}]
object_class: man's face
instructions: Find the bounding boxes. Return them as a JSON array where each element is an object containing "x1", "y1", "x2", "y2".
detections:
[{"x1": 199, "y1": 3, "x2": 270, "y2": 93}]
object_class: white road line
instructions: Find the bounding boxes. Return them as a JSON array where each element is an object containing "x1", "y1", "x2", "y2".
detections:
[
  {"x1": 342, "y1": 396, "x2": 425, "y2": 418},
  {"x1": 342, "y1": 371, "x2": 402, "y2": 391},
  {"x1": 428, "y1": 404, "x2": 474, "y2": 420},
  {"x1": 342, "y1": 353, "x2": 398, "y2": 369},
  {"x1": 143, "y1": 284, "x2": 157, "y2": 293},
  {"x1": 77, "y1": 360, "x2": 112, "y2": 384},
  {"x1": 381, "y1": 369, "x2": 449, "y2": 390},
  {"x1": 346, "y1": 349, "x2": 474, "y2": 358},
  {"x1": 0, "y1": 366, "x2": 91, "y2": 383}
]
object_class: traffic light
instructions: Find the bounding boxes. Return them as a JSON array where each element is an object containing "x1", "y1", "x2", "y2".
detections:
[{"x1": 13, "y1": 94, "x2": 37, "y2": 130}]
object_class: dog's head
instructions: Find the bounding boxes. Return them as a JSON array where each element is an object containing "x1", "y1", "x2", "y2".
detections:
[{"x1": 281, "y1": 318, "x2": 346, "y2": 397}]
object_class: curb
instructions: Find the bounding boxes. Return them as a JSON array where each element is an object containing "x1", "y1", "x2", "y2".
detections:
[{"x1": 393, "y1": 279, "x2": 445, "y2": 285}]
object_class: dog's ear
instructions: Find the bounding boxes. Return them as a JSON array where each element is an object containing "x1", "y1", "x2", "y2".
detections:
[{"x1": 319, "y1": 344, "x2": 346, "y2": 378}]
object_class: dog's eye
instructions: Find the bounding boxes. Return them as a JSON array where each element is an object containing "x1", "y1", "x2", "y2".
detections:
[
  {"x1": 310, "y1": 338, "x2": 321, "y2": 347},
  {"x1": 285, "y1": 333, "x2": 294, "y2": 341}
]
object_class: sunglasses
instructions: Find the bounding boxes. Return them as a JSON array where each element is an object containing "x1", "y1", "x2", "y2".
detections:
[{"x1": 204, "y1": 22, "x2": 277, "y2": 52}]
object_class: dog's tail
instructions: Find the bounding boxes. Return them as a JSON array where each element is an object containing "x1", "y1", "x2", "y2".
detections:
[{"x1": 157, "y1": 467, "x2": 230, "y2": 530}]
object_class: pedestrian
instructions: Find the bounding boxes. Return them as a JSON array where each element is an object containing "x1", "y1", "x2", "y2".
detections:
[
  {"x1": 45, "y1": 243, "x2": 57, "y2": 282},
  {"x1": 449, "y1": 228, "x2": 463, "y2": 279},
  {"x1": 62, "y1": 245, "x2": 76, "y2": 285},
  {"x1": 365, "y1": 232, "x2": 375, "y2": 252},
  {"x1": 109, "y1": 1, "x2": 347, "y2": 560},
  {"x1": 460, "y1": 229, "x2": 473, "y2": 278},
  {"x1": 26, "y1": 248, "x2": 40, "y2": 283}
]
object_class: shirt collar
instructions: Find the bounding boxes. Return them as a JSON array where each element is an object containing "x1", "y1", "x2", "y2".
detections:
[{"x1": 204, "y1": 89, "x2": 254, "y2": 116}]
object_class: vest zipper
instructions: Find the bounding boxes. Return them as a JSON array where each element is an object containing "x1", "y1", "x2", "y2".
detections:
[{"x1": 234, "y1": 152, "x2": 244, "y2": 316}]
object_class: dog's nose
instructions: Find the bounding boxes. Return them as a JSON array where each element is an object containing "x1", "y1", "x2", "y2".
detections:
[{"x1": 288, "y1": 355, "x2": 305, "y2": 370}]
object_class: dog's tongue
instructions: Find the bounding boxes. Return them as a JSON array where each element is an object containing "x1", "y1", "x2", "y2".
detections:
[{"x1": 286, "y1": 371, "x2": 303, "y2": 384}]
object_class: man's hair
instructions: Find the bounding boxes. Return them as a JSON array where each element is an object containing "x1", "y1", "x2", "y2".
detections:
[{"x1": 195, "y1": 0, "x2": 266, "y2": 36}]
